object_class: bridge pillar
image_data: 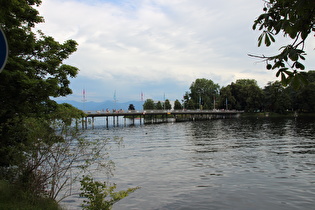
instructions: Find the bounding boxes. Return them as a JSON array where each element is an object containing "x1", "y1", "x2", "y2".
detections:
[{"x1": 92, "y1": 117, "x2": 95, "y2": 129}]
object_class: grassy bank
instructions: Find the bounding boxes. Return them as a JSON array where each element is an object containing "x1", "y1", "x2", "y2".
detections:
[{"x1": 0, "y1": 180, "x2": 61, "y2": 210}]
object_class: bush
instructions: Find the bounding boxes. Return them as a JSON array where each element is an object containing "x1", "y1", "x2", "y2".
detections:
[{"x1": 80, "y1": 176, "x2": 139, "y2": 210}]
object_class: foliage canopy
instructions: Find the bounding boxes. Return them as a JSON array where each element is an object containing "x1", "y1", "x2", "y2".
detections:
[
  {"x1": 0, "y1": 0, "x2": 80, "y2": 168},
  {"x1": 183, "y1": 78, "x2": 220, "y2": 110},
  {"x1": 182, "y1": 74, "x2": 315, "y2": 113},
  {"x1": 0, "y1": 1, "x2": 88, "y2": 203},
  {"x1": 252, "y1": 0, "x2": 315, "y2": 88},
  {"x1": 0, "y1": 2, "x2": 139, "y2": 207}
]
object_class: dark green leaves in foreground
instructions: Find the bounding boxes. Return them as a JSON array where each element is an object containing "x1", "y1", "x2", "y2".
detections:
[
  {"x1": 252, "y1": 0, "x2": 315, "y2": 88},
  {"x1": 257, "y1": 31, "x2": 275, "y2": 47}
]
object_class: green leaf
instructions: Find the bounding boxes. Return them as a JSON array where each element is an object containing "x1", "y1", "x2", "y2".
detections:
[
  {"x1": 265, "y1": 33, "x2": 271, "y2": 46},
  {"x1": 258, "y1": 33, "x2": 264, "y2": 47},
  {"x1": 281, "y1": 72, "x2": 287, "y2": 86},
  {"x1": 283, "y1": 69, "x2": 293, "y2": 77},
  {"x1": 294, "y1": 62, "x2": 305, "y2": 70},
  {"x1": 289, "y1": 50, "x2": 298, "y2": 61},
  {"x1": 280, "y1": 67, "x2": 289, "y2": 72},
  {"x1": 268, "y1": 32, "x2": 275, "y2": 42},
  {"x1": 273, "y1": 61, "x2": 285, "y2": 69},
  {"x1": 288, "y1": 29, "x2": 298, "y2": 39},
  {"x1": 276, "y1": 70, "x2": 281, "y2": 77},
  {"x1": 301, "y1": 30, "x2": 309, "y2": 40},
  {"x1": 252, "y1": 22, "x2": 258, "y2": 30}
]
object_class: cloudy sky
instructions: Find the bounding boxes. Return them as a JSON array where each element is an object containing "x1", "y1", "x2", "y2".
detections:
[{"x1": 36, "y1": 0, "x2": 315, "y2": 103}]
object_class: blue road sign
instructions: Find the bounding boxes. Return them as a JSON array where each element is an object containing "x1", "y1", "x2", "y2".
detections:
[{"x1": 0, "y1": 28, "x2": 8, "y2": 73}]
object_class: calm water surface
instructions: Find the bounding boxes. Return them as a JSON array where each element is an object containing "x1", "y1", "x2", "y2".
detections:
[{"x1": 64, "y1": 117, "x2": 315, "y2": 210}]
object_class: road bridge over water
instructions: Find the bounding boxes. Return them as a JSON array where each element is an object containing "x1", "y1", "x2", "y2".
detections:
[{"x1": 82, "y1": 109, "x2": 243, "y2": 129}]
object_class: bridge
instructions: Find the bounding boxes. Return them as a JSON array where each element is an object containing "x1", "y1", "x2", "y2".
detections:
[{"x1": 82, "y1": 109, "x2": 243, "y2": 129}]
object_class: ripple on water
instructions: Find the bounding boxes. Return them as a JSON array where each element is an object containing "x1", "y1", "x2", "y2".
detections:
[{"x1": 61, "y1": 118, "x2": 315, "y2": 210}]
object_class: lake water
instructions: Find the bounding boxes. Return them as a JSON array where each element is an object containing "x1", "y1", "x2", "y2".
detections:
[{"x1": 63, "y1": 117, "x2": 315, "y2": 210}]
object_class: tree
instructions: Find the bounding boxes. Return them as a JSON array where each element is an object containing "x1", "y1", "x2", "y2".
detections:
[
  {"x1": 263, "y1": 81, "x2": 291, "y2": 113},
  {"x1": 0, "y1": 1, "x2": 139, "y2": 205},
  {"x1": 156, "y1": 101, "x2": 163, "y2": 110},
  {"x1": 230, "y1": 79, "x2": 264, "y2": 112},
  {"x1": 186, "y1": 99, "x2": 195, "y2": 110},
  {"x1": 288, "y1": 71, "x2": 315, "y2": 112},
  {"x1": 164, "y1": 99, "x2": 172, "y2": 110},
  {"x1": 251, "y1": 0, "x2": 315, "y2": 88},
  {"x1": 188, "y1": 78, "x2": 220, "y2": 110},
  {"x1": 174, "y1": 99, "x2": 183, "y2": 110},
  {"x1": 218, "y1": 86, "x2": 236, "y2": 110},
  {"x1": 143, "y1": 99, "x2": 155, "y2": 110},
  {"x1": 0, "y1": 0, "x2": 85, "y2": 200},
  {"x1": 128, "y1": 104, "x2": 135, "y2": 110},
  {"x1": 182, "y1": 92, "x2": 190, "y2": 109},
  {"x1": 0, "y1": 0, "x2": 79, "y2": 168},
  {"x1": 296, "y1": 83, "x2": 315, "y2": 112},
  {"x1": 17, "y1": 105, "x2": 112, "y2": 201}
]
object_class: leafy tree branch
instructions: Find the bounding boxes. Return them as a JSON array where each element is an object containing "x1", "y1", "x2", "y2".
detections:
[{"x1": 250, "y1": 0, "x2": 315, "y2": 88}]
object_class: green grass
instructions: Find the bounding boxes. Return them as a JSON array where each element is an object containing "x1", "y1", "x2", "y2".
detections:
[{"x1": 0, "y1": 180, "x2": 61, "y2": 210}]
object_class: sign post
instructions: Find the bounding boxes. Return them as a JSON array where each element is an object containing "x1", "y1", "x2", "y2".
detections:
[{"x1": 0, "y1": 28, "x2": 8, "y2": 73}]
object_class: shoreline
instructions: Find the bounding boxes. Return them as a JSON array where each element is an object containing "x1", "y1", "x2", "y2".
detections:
[{"x1": 240, "y1": 112, "x2": 315, "y2": 118}]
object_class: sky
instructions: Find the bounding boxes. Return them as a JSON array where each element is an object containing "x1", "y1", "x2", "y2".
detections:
[{"x1": 36, "y1": 0, "x2": 315, "y2": 103}]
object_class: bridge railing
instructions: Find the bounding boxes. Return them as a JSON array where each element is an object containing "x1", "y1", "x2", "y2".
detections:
[{"x1": 84, "y1": 109, "x2": 243, "y2": 115}]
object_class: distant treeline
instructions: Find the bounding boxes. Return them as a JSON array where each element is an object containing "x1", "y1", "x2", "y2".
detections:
[{"x1": 143, "y1": 71, "x2": 315, "y2": 113}]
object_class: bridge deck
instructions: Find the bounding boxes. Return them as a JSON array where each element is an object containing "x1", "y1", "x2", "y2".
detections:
[
  {"x1": 84, "y1": 110, "x2": 242, "y2": 117},
  {"x1": 81, "y1": 110, "x2": 243, "y2": 129}
]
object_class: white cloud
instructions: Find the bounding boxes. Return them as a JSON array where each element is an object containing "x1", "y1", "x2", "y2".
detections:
[{"x1": 36, "y1": 0, "x2": 297, "y2": 102}]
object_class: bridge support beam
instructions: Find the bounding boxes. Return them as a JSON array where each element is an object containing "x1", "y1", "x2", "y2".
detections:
[
  {"x1": 92, "y1": 116, "x2": 95, "y2": 129},
  {"x1": 81, "y1": 110, "x2": 242, "y2": 128}
]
